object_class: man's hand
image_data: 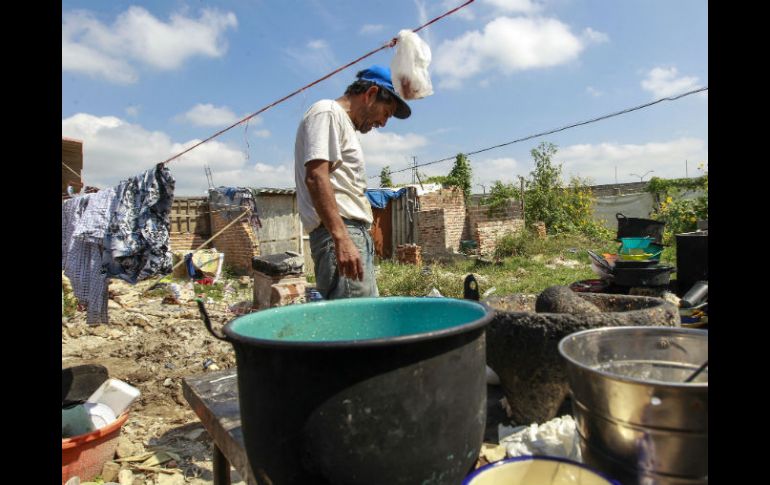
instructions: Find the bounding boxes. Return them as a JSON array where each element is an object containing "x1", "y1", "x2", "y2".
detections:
[
  {"x1": 305, "y1": 159, "x2": 364, "y2": 281},
  {"x1": 334, "y1": 234, "x2": 364, "y2": 281}
]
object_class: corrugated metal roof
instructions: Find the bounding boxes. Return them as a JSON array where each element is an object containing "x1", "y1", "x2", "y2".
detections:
[{"x1": 252, "y1": 187, "x2": 296, "y2": 195}]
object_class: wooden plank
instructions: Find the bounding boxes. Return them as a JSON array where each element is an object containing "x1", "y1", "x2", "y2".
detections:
[{"x1": 182, "y1": 371, "x2": 259, "y2": 485}]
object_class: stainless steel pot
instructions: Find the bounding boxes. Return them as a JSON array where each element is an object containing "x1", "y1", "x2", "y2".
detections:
[{"x1": 558, "y1": 327, "x2": 708, "y2": 485}]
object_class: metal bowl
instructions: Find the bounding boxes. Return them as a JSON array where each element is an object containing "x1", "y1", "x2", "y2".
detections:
[{"x1": 558, "y1": 326, "x2": 707, "y2": 485}]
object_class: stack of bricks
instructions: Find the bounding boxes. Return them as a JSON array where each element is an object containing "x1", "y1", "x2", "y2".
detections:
[
  {"x1": 416, "y1": 188, "x2": 467, "y2": 255},
  {"x1": 532, "y1": 221, "x2": 547, "y2": 239},
  {"x1": 396, "y1": 244, "x2": 422, "y2": 266},
  {"x1": 210, "y1": 212, "x2": 260, "y2": 275}
]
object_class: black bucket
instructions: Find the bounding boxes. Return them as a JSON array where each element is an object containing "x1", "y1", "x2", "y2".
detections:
[
  {"x1": 198, "y1": 297, "x2": 493, "y2": 485},
  {"x1": 676, "y1": 231, "x2": 708, "y2": 297},
  {"x1": 616, "y1": 213, "x2": 665, "y2": 245}
]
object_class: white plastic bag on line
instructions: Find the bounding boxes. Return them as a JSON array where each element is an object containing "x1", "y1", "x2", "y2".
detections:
[{"x1": 391, "y1": 30, "x2": 434, "y2": 100}]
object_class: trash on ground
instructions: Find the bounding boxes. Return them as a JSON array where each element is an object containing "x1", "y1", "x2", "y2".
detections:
[{"x1": 500, "y1": 415, "x2": 581, "y2": 462}]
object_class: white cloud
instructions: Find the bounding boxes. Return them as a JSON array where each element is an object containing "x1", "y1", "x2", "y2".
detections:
[
  {"x1": 61, "y1": 113, "x2": 292, "y2": 195},
  {"x1": 62, "y1": 7, "x2": 237, "y2": 83},
  {"x1": 582, "y1": 27, "x2": 609, "y2": 44},
  {"x1": 471, "y1": 157, "x2": 521, "y2": 187},
  {"x1": 62, "y1": 38, "x2": 137, "y2": 84},
  {"x1": 558, "y1": 138, "x2": 708, "y2": 184},
  {"x1": 284, "y1": 39, "x2": 339, "y2": 75},
  {"x1": 482, "y1": 0, "x2": 542, "y2": 14},
  {"x1": 586, "y1": 86, "x2": 603, "y2": 97},
  {"x1": 434, "y1": 17, "x2": 591, "y2": 88},
  {"x1": 177, "y1": 104, "x2": 240, "y2": 127},
  {"x1": 253, "y1": 129, "x2": 271, "y2": 139},
  {"x1": 125, "y1": 105, "x2": 140, "y2": 117},
  {"x1": 360, "y1": 24, "x2": 385, "y2": 35},
  {"x1": 463, "y1": 139, "x2": 707, "y2": 187},
  {"x1": 641, "y1": 67, "x2": 701, "y2": 99},
  {"x1": 359, "y1": 130, "x2": 430, "y2": 184}
]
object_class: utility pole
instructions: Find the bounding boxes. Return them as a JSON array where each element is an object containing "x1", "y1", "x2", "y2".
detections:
[
  {"x1": 686, "y1": 160, "x2": 688, "y2": 178},
  {"x1": 520, "y1": 177, "x2": 525, "y2": 225},
  {"x1": 411, "y1": 156, "x2": 417, "y2": 184},
  {"x1": 615, "y1": 165, "x2": 618, "y2": 184},
  {"x1": 204, "y1": 164, "x2": 214, "y2": 189},
  {"x1": 477, "y1": 183, "x2": 486, "y2": 195}
]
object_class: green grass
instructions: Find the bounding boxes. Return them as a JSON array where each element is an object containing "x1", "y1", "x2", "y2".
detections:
[
  {"x1": 299, "y1": 232, "x2": 679, "y2": 298},
  {"x1": 376, "y1": 233, "x2": 676, "y2": 298}
]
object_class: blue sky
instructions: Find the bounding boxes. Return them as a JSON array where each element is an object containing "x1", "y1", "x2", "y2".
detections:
[{"x1": 62, "y1": 0, "x2": 708, "y2": 196}]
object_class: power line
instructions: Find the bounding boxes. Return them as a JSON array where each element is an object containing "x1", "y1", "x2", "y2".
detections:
[{"x1": 378, "y1": 86, "x2": 708, "y2": 178}]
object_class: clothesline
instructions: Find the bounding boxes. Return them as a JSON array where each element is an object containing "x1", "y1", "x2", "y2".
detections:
[
  {"x1": 153, "y1": 0, "x2": 475, "y2": 167},
  {"x1": 62, "y1": 160, "x2": 81, "y2": 179},
  {"x1": 63, "y1": 2, "x2": 477, "y2": 200}
]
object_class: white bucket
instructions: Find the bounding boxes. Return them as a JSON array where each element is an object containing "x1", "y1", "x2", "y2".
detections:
[{"x1": 86, "y1": 378, "x2": 141, "y2": 416}]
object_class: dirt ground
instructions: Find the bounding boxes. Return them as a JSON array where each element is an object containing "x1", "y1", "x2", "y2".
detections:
[{"x1": 62, "y1": 277, "x2": 254, "y2": 485}]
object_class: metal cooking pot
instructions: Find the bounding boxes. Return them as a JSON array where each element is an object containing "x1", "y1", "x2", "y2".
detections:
[
  {"x1": 616, "y1": 213, "x2": 665, "y2": 245},
  {"x1": 559, "y1": 326, "x2": 708, "y2": 485},
  {"x1": 198, "y1": 297, "x2": 493, "y2": 485},
  {"x1": 613, "y1": 265, "x2": 675, "y2": 287}
]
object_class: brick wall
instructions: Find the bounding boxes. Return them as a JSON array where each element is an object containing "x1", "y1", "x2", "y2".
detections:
[
  {"x1": 467, "y1": 202, "x2": 525, "y2": 256},
  {"x1": 416, "y1": 209, "x2": 446, "y2": 256},
  {"x1": 209, "y1": 212, "x2": 260, "y2": 275},
  {"x1": 416, "y1": 188, "x2": 466, "y2": 256},
  {"x1": 169, "y1": 233, "x2": 210, "y2": 252}
]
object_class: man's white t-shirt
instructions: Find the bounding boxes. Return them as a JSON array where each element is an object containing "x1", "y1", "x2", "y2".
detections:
[{"x1": 294, "y1": 99, "x2": 373, "y2": 233}]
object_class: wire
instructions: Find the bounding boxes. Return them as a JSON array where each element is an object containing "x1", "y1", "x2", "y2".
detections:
[
  {"x1": 378, "y1": 86, "x2": 708, "y2": 177},
  {"x1": 159, "y1": 0, "x2": 476, "y2": 167}
]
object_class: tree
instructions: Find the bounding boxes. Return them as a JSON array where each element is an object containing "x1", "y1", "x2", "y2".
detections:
[
  {"x1": 446, "y1": 153, "x2": 472, "y2": 200},
  {"x1": 485, "y1": 180, "x2": 520, "y2": 215},
  {"x1": 512, "y1": 141, "x2": 611, "y2": 239},
  {"x1": 379, "y1": 166, "x2": 393, "y2": 187}
]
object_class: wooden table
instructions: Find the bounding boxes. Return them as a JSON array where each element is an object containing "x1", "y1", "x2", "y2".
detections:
[
  {"x1": 182, "y1": 369, "x2": 257, "y2": 485},
  {"x1": 182, "y1": 369, "x2": 509, "y2": 485}
]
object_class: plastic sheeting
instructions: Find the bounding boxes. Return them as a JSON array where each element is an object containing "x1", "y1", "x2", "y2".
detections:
[
  {"x1": 592, "y1": 192, "x2": 656, "y2": 229},
  {"x1": 365, "y1": 188, "x2": 408, "y2": 209}
]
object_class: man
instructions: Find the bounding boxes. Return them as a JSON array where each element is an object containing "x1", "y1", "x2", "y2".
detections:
[{"x1": 295, "y1": 65, "x2": 411, "y2": 300}]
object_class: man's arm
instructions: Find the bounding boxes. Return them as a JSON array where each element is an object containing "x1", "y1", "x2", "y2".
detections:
[{"x1": 305, "y1": 159, "x2": 364, "y2": 281}]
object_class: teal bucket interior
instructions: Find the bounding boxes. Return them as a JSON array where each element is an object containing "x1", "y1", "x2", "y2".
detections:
[{"x1": 227, "y1": 297, "x2": 488, "y2": 343}]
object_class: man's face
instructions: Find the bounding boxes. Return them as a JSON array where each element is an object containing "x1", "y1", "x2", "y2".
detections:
[{"x1": 355, "y1": 86, "x2": 397, "y2": 134}]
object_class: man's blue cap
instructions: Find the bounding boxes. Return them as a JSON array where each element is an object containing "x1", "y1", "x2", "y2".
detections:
[{"x1": 356, "y1": 65, "x2": 411, "y2": 119}]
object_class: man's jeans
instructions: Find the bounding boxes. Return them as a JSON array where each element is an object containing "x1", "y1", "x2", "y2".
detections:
[{"x1": 309, "y1": 219, "x2": 379, "y2": 300}]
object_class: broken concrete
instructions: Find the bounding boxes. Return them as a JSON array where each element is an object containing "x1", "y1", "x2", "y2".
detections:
[{"x1": 484, "y1": 292, "x2": 679, "y2": 425}]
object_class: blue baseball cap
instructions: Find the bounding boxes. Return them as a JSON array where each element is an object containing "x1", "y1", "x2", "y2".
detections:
[{"x1": 356, "y1": 65, "x2": 411, "y2": 119}]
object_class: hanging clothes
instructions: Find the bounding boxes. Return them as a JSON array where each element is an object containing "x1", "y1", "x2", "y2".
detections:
[
  {"x1": 208, "y1": 186, "x2": 262, "y2": 233},
  {"x1": 102, "y1": 164, "x2": 176, "y2": 284},
  {"x1": 62, "y1": 188, "x2": 118, "y2": 325}
]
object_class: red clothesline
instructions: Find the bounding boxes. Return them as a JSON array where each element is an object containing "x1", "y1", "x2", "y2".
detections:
[{"x1": 160, "y1": 0, "x2": 476, "y2": 167}]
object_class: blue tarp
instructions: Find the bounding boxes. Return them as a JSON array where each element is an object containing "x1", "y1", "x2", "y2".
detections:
[{"x1": 365, "y1": 188, "x2": 407, "y2": 209}]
